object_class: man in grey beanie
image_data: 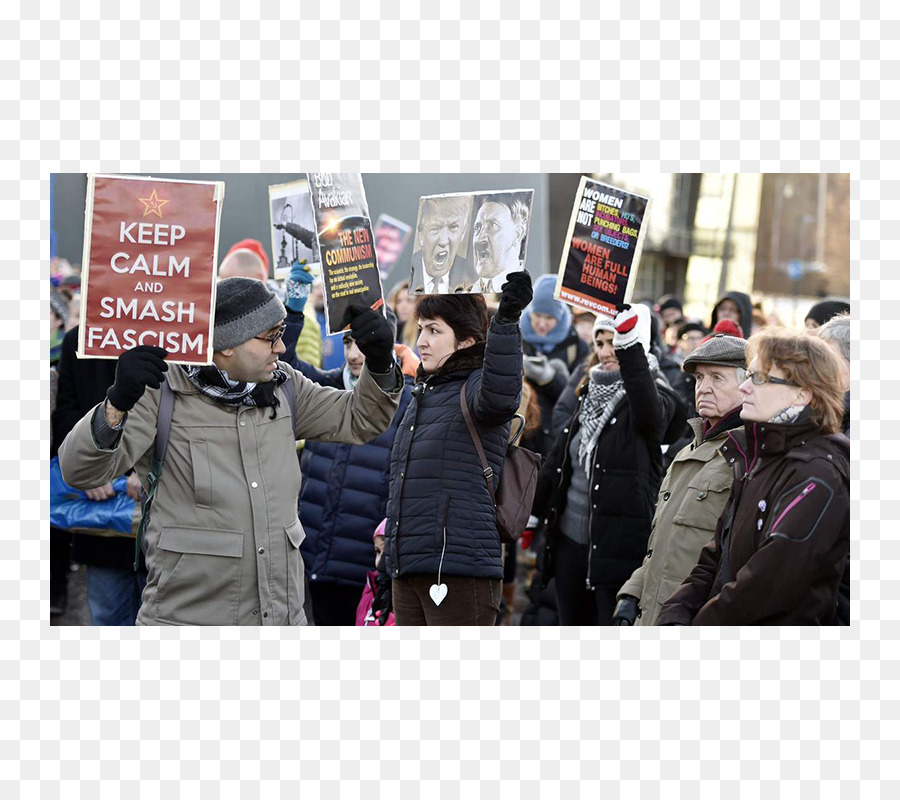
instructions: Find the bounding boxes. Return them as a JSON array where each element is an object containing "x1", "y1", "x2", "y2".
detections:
[
  {"x1": 59, "y1": 277, "x2": 402, "y2": 626},
  {"x1": 614, "y1": 334, "x2": 748, "y2": 625}
]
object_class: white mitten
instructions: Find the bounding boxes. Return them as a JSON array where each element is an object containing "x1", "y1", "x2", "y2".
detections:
[{"x1": 612, "y1": 306, "x2": 641, "y2": 350}]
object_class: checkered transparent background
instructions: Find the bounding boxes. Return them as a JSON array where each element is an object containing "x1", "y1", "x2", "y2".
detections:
[{"x1": 7, "y1": 1, "x2": 893, "y2": 796}]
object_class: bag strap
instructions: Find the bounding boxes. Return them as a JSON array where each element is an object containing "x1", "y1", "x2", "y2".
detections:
[
  {"x1": 281, "y1": 375, "x2": 297, "y2": 432},
  {"x1": 134, "y1": 378, "x2": 175, "y2": 571},
  {"x1": 508, "y1": 415, "x2": 526, "y2": 447},
  {"x1": 133, "y1": 375, "x2": 297, "y2": 571},
  {"x1": 459, "y1": 380, "x2": 498, "y2": 507}
]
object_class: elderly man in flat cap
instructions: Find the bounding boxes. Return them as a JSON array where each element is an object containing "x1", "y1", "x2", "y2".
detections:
[{"x1": 613, "y1": 334, "x2": 747, "y2": 626}]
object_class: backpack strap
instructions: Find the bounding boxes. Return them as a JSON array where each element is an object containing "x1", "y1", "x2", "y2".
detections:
[
  {"x1": 134, "y1": 378, "x2": 175, "y2": 571},
  {"x1": 133, "y1": 375, "x2": 297, "y2": 570},
  {"x1": 459, "y1": 380, "x2": 498, "y2": 508},
  {"x1": 281, "y1": 375, "x2": 297, "y2": 433}
]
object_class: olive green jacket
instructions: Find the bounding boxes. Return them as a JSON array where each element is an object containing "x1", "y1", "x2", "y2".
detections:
[
  {"x1": 59, "y1": 361, "x2": 401, "y2": 626},
  {"x1": 618, "y1": 417, "x2": 734, "y2": 626}
]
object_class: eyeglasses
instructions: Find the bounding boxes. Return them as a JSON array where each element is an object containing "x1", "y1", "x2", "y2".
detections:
[
  {"x1": 255, "y1": 324, "x2": 287, "y2": 351},
  {"x1": 744, "y1": 371, "x2": 799, "y2": 387}
]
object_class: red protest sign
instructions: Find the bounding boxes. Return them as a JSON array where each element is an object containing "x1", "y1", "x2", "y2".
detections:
[{"x1": 77, "y1": 175, "x2": 224, "y2": 365}]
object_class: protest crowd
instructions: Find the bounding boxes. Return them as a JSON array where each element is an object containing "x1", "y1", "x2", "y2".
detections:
[{"x1": 50, "y1": 175, "x2": 851, "y2": 627}]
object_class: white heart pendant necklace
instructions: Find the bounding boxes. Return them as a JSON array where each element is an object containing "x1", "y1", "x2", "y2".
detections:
[
  {"x1": 431, "y1": 524, "x2": 449, "y2": 607},
  {"x1": 429, "y1": 583, "x2": 448, "y2": 606}
]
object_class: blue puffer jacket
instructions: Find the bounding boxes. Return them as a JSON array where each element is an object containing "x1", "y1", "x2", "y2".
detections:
[
  {"x1": 384, "y1": 318, "x2": 524, "y2": 581},
  {"x1": 295, "y1": 359, "x2": 413, "y2": 589}
]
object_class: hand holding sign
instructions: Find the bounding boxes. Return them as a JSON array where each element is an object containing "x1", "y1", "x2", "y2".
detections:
[
  {"x1": 106, "y1": 345, "x2": 169, "y2": 412},
  {"x1": 495, "y1": 271, "x2": 533, "y2": 324},
  {"x1": 347, "y1": 304, "x2": 395, "y2": 373},
  {"x1": 612, "y1": 304, "x2": 643, "y2": 351}
]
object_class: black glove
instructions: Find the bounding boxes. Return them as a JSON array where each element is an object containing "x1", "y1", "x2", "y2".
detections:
[
  {"x1": 612, "y1": 595, "x2": 639, "y2": 626},
  {"x1": 496, "y1": 271, "x2": 534, "y2": 324},
  {"x1": 371, "y1": 572, "x2": 393, "y2": 626},
  {"x1": 106, "y1": 346, "x2": 169, "y2": 412},
  {"x1": 347, "y1": 304, "x2": 395, "y2": 373}
]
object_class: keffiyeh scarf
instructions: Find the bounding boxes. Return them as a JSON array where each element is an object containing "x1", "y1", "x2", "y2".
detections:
[
  {"x1": 181, "y1": 364, "x2": 288, "y2": 419},
  {"x1": 577, "y1": 353, "x2": 661, "y2": 476}
]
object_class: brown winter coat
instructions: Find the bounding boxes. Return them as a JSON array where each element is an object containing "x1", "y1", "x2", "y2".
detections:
[
  {"x1": 618, "y1": 416, "x2": 736, "y2": 626},
  {"x1": 657, "y1": 418, "x2": 850, "y2": 626},
  {"x1": 58, "y1": 361, "x2": 401, "y2": 626}
]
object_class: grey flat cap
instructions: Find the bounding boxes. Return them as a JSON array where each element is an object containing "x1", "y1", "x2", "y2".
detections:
[{"x1": 682, "y1": 334, "x2": 746, "y2": 374}]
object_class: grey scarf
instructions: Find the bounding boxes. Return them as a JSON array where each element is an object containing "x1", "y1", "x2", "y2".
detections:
[{"x1": 769, "y1": 404, "x2": 807, "y2": 426}]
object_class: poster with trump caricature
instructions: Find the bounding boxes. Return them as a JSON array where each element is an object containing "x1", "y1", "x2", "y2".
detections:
[{"x1": 408, "y1": 189, "x2": 535, "y2": 295}]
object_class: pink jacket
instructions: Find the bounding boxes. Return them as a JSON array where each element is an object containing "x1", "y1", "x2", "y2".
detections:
[{"x1": 356, "y1": 570, "x2": 395, "y2": 627}]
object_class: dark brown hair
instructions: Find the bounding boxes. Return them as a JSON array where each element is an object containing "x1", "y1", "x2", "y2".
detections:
[
  {"x1": 415, "y1": 294, "x2": 489, "y2": 344},
  {"x1": 576, "y1": 348, "x2": 599, "y2": 395},
  {"x1": 747, "y1": 328, "x2": 846, "y2": 434}
]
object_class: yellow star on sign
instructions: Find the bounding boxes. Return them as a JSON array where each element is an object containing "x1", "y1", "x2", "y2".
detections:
[{"x1": 137, "y1": 189, "x2": 169, "y2": 218}]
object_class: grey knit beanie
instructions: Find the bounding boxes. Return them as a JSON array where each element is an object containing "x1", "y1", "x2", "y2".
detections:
[{"x1": 214, "y1": 277, "x2": 286, "y2": 351}]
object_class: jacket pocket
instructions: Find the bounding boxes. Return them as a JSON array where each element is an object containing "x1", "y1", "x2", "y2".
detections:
[
  {"x1": 155, "y1": 527, "x2": 243, "y2": 625},
  {"x1": 671, "y1": 471, "x2": 733, "y2": 533},
  {"x1": 285, "y1": 519, "x2": 308, "y2": 625},
  {"x1": 189, "y1": 440, "x2": 212, "y2": 509}
]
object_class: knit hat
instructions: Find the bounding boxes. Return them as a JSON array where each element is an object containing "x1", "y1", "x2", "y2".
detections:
[
  {"x1": 701, "y1": 318, "x2": 743, "y2": 344},
  {"x1": 658, "y1": 294, "x2": 684, "y2": 314},
  {"x1": 805, "y1": 299, "x2": 850, "y2": 327},
  {"x1": 520, "y1": 274, "x2": 573, "y2": 352},
  {"x1": 528, "y1": 274, "x2": 565, "y2": 317},
  {"x1": 592, "y1": 312, "x2": 617, "y2": 336},
  {"x1": 214, "y1": 277, "x2": 286, "y2": 351},
  {"x1": 373, "y1": 518, "x2": 387, "y2": 539},
  {"x1": 682, "y1": 334, "x2": 747, "y2": 374},
  {"x1": 219, "y1": 239, "x2": 270, "y2": 280},
  {"x1": 677, "y1": 320, "x2": 709, "y2": 339},
  {"x1": 593, "y1": 304, "x2": 652, "y2": 355}
]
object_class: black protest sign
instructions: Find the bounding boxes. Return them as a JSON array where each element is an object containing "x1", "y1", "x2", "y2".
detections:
[
  {"x1": 556, "y1": 177, "x2": 652, "y2": 317},
  {"x1": 307, "y1": 173, "x2": 385, "y2": 334}
]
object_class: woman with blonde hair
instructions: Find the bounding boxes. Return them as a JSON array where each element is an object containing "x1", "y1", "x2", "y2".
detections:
[
  {"x1": 659, "y1": 328, "x2": 850, "y2": 625},
  {"x1": 387, "y1": 281, "x2": 419, "y2": 350}
]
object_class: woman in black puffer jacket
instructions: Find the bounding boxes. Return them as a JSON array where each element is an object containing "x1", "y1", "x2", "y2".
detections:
[{"x1": 383, "y1": 274, "x2": 531, "y2": 626}]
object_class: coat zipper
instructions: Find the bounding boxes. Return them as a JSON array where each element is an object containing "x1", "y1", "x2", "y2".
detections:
[
  {"x1": 394, "y1": 376, "x2": 431, "y2": 576},
  {"x1": 585, "y1": 456, "x2": 595, "y2": 590},
  {"x1": 768, "y1": 482, "x2": 817, "y2": 534}
]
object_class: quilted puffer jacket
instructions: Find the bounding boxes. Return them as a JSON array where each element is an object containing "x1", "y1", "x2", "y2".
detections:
[
  {"x1": 297, "y1": 363, "x2": 413, "y2": 589},
  {"x1": 384, "y1": 318, "x2": 523, "y2": 581}
]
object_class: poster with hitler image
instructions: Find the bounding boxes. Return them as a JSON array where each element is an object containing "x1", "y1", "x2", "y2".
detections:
[
  {"x1": 408, "y1": 189, "x2": 535, "y2": 295},
  {"x1": 555, "y1": 177, "x2": 652, "y2": 318},
  {"x1": 307, "y1": 172, "x2": 385, "y2": 335},
  {"x1": 77, "y1": 174, "x2": 224, "y2": 365}
]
